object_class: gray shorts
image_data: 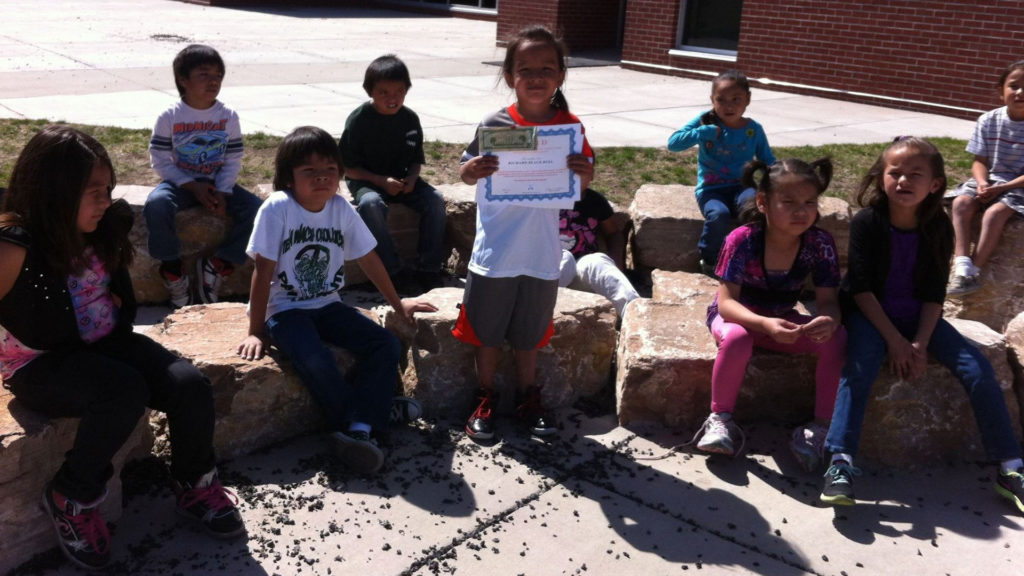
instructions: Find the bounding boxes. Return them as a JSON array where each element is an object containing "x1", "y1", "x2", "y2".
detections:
[
  {"x1": 457, "y1": 272, "x2": 558, "y2": 349},
  {"x1": 944, "y1": 178, "x2": 1024, "y2": 217}
]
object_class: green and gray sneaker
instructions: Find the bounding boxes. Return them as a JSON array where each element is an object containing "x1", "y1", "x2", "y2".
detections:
[
  {"x1": 996, "y1": 468, "x2": 1024, "y2": 514},
  {"x1": 820, "y1": 460, "x2": 860, "y2": 506}
]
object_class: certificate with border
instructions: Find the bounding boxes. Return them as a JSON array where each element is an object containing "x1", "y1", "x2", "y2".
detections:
[{"x1": 477, "y1": 123, "x2": 583, "y2": 209}]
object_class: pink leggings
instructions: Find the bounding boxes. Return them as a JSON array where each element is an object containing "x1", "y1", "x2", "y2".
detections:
[{"x1": 709, "y1": 313, "x2": 846, "y2": 421}]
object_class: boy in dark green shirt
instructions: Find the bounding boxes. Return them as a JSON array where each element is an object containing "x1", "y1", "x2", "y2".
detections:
[{"x1": 339, "y1": 54, "x2": 446, "y2": 292}]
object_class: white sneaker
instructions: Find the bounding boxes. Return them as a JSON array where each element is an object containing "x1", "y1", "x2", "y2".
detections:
[
  {"x1": 195, "y1": 257, "x2": 226, "y2": 304},
  {"x1": 162, "y1": 271, "x2": 192, "y2": 309},
  {"x1": 696, "y1": 412, "x2": 737, "y2": 456},
  {"x1": 947, "y1": 274, "x2": 980, "y2": 297}
]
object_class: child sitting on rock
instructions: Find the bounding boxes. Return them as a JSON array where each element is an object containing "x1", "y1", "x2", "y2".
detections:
[
  {"x1": 558, "y1": 187, "x2": 639, "y2": 317},
  {"x1": 694, "y1": 157, "x2": 845, "y2": 472},
  {"x1": 237, "y1": 126, "x2": 435, "y2": 475},
  {"x1": 1, "y1": 126, "x2": 243, "y2": 571},
  {"x1": 338, "y1": 54, "x2": 447, "y2": 293}
]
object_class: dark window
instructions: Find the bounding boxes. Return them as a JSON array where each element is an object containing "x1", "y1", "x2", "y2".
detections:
[{"x1": 679, "y1": 0, "x2": 742, "y2": 52}]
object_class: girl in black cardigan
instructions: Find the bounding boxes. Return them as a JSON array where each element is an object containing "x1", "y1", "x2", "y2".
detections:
[
  {"x1": 0, "y1": 126, "x2": 243, "y2": 570},
  {"x1": 819, "y1": 137, "x2": 1024, "y2": 513}
]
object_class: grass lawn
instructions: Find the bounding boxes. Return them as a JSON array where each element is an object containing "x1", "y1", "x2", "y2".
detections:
[{"x1": 0, "y1": 118, "x2": 973, "y2": 207}]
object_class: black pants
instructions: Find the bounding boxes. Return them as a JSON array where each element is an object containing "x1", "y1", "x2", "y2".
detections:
[{"x1": 8, "y1": 332, "x2": 215, "y2": 502}]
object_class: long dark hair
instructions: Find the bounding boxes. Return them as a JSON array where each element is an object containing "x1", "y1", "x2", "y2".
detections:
[
  {"x1": 740, "y1": 157, "x2": 833, "y2": 225},
  {"x1": 502, "y1": 25, "x2": 570, "y2": 111},
  {"x1": 857, "y1": 136, "x2": 952, "y2": 272},
  {"x1": 1, "y1": 125, "x2": 132, "y2": 276}
]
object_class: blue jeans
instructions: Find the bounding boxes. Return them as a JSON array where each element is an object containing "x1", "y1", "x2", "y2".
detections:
[
  {"x1": 143, "y1": 179, "x2": 262, "y2": 265},
  {"x1": 265, "y1": 302, "x2": 401, "y2": 431},
  {"x1": 350, "y1": 178, "x2": 446, "y2": 275},
  {"x1": 697, "y1": 184, "x2": 755, "y2": 268},
  {"x1": 825, "y1": 310, "x2": 1021, "y2": 461}
]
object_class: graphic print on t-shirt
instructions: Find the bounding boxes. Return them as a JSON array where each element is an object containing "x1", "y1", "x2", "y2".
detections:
[{"x1": 276, "y1": 224, "x2": 347, "y2": 301}]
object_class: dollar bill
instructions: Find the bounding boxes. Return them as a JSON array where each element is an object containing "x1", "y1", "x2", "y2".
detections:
[{"x1": 479, "y1": 126, "x2": 537, "y2": 151}]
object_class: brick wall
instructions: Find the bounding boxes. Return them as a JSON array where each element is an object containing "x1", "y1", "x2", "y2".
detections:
[
  {"x1": 497, "y1": 0, "x2": 620, "y2": 51},
  {"x1": 621, "y1": 0, "x2": 1024, "y2": 120}
]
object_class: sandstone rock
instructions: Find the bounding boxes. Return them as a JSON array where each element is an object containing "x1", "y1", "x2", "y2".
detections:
[
  {"x1": 115, "y1": 185, "x2": 261, "y2": 305},
  {"x1": 145, "y1": 302, "x2": 373, "y2": 459},
  {"x1": 380, "y1": 286, "x2": 618, "y2": 417},
  {"x1": 943, "y1": 215, "x2": 1024, "y2": 332},
  {"x1": 0, "y1": 390, "x2": 152, "y2": 574},
  {"x1": 815, "y1": 196, "x2": 852, "y2": 270},
  {"x1": 992, "y1": 311, "x2": 1024, "y2": 441},
  {"x1": 338, "y1": 184, "x2": 424, "y2": 287},
  {"x1": 858, "y1": 318, "x2": 1022, "y2": 467},
  {"x1": 650, "y1": 269, "x2": 719, "y2": 304},
  {"x1": 618, "y1": 294, "x2": 1019, "y2": 466},
  {"x1": 629, "y1": 185, "x2": 852, "y2": 277},
  {"x1": 615, "y1": 296, "x2": 819, "y2": 429},
  {"x1": 629, "y1": 184, "x2": 702, "y2": 274},
  {"x1": 438, "y1": 183, "x2": 477, "y2": 277}
]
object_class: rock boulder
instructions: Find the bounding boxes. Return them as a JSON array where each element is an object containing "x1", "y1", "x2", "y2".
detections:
[
  {"x1": 145, "y1": 303, "x2": 365, "y2": 458},
  {"x1": 381, "y1": 286, "x2": 618, "y2": 417},
  {"x1": 858, "y1": 318, "x2": 1022, "y2": 467},
  {"x1": 115, "y1": 185, "x2": 260, "y2": 305},
  {"x1": 943, "y1": 216, "x2": 1024, "y2": 332}
]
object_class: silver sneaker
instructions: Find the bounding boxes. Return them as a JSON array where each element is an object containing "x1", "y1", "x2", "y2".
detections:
[
  {"x1": 695, "y1": 412, "x2": 738, "y2": 456},
  {"x1": 790, "y1": 422, "x2": 828, "y2": 472},
  {"x1": 947, "y1": 274, "x2": 980, "y2": 297},
  {"x1": 162, "y1": 272, "x2": 192, "y2": 309}
]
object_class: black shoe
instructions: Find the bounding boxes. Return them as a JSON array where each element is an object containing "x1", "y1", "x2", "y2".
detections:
[
  {"x1": 175, "y1": 469, "x2": 245, "y2": 538},
  {"x1": 820, "y1": 460, "x2": 860, "y2": 506},
  {"x1": 466, "y1": 389, "x2": 496, "y2": 440},
  {"x1": 41, "y1": 484, "x2": 111, "y2": 570},
  {"x1": 516, "y1": 386, "x2": 557, "y2": 437},
  {"x1": 328, "y1": 430, "x2": 385, "y2": 474},
  {"x1": 996, "y1": 468, "x2": 1024, "y2": 514},
  {"x1": 390, "y1": 395, "x2": 423, "y2": 425}
]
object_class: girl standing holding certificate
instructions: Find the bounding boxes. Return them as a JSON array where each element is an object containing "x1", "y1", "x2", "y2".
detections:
[{"x1": 454, "y1": 25, "x2": 594, "y2": 442}]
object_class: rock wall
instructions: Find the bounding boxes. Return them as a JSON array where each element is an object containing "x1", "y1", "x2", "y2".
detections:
[
  {"x1": 146, "y1": 303, "x2": 350, "y2": 459},
  {"x1": 116, "y1": 185, "x2": 259, "y2": 305},
  {"x1": 628, "y1": 184, "x2": 852, "y2": 276},
  {"x1": 381, "y1": 286, "x2": 618, "y2": 417}
]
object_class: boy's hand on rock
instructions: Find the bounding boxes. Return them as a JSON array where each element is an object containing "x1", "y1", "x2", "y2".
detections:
[{"x1": 237, "y1": 335, "x2": 267, "y2": 361}]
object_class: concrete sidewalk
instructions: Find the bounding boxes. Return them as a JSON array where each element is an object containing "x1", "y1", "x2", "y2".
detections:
[
  {"x1": 12, "y1": 412, "x2": 1024, "y2": 575},
  {"x1": 0, "y1": 0, "x2": 974, "y2": 148},
  {"x1": 3, "y1": 2, "x2": 1019, "y2": 575}
]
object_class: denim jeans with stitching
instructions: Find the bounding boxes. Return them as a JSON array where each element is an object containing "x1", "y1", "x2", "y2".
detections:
[{"x1": 265, "y1": 301, "x2": 401, "y2": 431}]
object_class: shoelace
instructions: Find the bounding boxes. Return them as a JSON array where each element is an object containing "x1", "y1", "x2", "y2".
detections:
[
  {"x1": 472, "y1": 396, "x2": 493, "y2": 420},
  {"x1": 824, "y1": 462, "x2": 861, "y2": 484},
  {"x1": 635, "y1": 415, "x2": 746, "y2": 461},
  {"x1": 179, "y1": 480, "x2": 239, "y2": 516},
  {"x1": 65, "y1": 505, "x2": 111, "y2": 554}
]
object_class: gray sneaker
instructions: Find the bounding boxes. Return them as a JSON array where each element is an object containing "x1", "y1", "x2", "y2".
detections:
[
  {"x1": 328, "y1": 430, "x2": 384, "y2": 474},
  {"x1": 696, "y1": 412, "x2": 738, "y2": 456},
  {"x1": 947, "y1": 274, "x2": 980, "y2": 297}
]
